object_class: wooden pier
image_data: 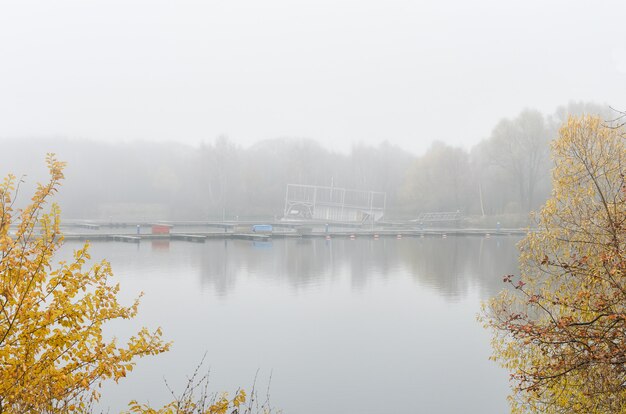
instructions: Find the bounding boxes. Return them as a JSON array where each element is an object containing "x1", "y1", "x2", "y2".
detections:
[
  {"x1": 170, "y1": 234, "x2": 207, "y2": 242},
  {"x1": 49, "y1": 218, "x2": 534, "y2": 244},
  {"x1": 108, "y1": 235, "x2": 141, "y2": 243}
]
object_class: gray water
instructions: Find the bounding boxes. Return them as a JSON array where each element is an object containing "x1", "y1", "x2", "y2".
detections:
[{"x1": 61, "y1": 236, "x2": 517, "y2": 413}]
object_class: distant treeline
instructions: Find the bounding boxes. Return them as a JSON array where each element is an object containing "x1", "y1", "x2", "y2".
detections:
[{"x1": 0, "y1": 101, "x2": 613, "y2": 224}]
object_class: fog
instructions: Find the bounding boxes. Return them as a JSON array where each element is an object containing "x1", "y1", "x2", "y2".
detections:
[
  {"x1": 0, "y1": 102, "x2": 614, "y2": 223},
  {"x1": 1, "y1": 2, "x2": 624, "y2": 219},
  {"x1": 4, "y1": 3, "x2": 626, "y2": 412},
  {"x1": 1, "y1": 0, "x2": 625, "y2": 155}
]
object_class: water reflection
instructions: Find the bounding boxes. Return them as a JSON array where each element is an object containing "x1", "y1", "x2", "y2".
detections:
[
  {"x1": 191, "y1": 236, "x2": 520, "y2": 300},
  {"x1": 61, "y1": 236, "x2": 518, "y2": 414},
  {"x1": 80, "y1": 236, "x2": 521, "y2": 300}
]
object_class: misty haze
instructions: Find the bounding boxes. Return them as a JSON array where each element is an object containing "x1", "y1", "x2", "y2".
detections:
[{"x1": 1, "y1": 1, "x2": 626, "y2": 413}]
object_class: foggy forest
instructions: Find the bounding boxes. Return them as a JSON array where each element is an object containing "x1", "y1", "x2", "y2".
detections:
[{"x1": 1, "y1": 101, "x2": 612, "y2": 225}]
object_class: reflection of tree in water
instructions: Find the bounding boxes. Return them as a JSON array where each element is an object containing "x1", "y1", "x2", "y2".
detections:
[
  {"x1": 334, "y1": 239, "x2": 397, "y2": 291},
  {"x1": 397, "y1": 236, "x2": 520, "y2": 299},
  {"x1": 197, "y1": 238, "x2": 336, "y2": 294},
  {"x1": 194, "y1": 236, "x2": 520, "y2": 299},
  {"x1": 197, "y1": 239, "x2": 237, "y2": 296}
]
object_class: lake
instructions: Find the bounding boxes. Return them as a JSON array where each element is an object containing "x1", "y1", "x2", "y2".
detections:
[{"x1": 59, "y1": 235, "x2": 518, "y2": 413}]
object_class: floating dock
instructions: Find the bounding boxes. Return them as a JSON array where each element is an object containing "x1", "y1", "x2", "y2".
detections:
[{"x1": 46, "y1": 219, "x2": 533, "y2": 243}]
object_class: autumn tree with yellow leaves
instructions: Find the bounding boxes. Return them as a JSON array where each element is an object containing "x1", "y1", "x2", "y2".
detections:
[
  {"x1": 483, "y1": 115, "x2": 626, "y2": 413},
  {"x1": 0, "y1": 155, "x2": 170, "y2": 413},
  {"x1": 0, "y1": 155, "x2": 271, "y2": 414}
]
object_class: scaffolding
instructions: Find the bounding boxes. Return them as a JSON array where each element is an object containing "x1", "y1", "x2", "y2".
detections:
[{"x1": 283, "y1": 184, "x2": 386, "y2": 223}]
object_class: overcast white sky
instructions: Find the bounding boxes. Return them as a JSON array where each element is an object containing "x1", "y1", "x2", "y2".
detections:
[{"x1": 0, "y1": 0, "x2": 625, "y2": 154}]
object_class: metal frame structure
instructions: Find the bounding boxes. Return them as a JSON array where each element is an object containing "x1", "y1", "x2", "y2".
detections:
[{"x1": 283, "y1": 184, "x2": 386, "y2": 223}]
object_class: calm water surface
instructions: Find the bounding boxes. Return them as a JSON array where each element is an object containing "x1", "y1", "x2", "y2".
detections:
[{"x1": 60, "y1": 236, "x2": 518, "y2": 413}]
